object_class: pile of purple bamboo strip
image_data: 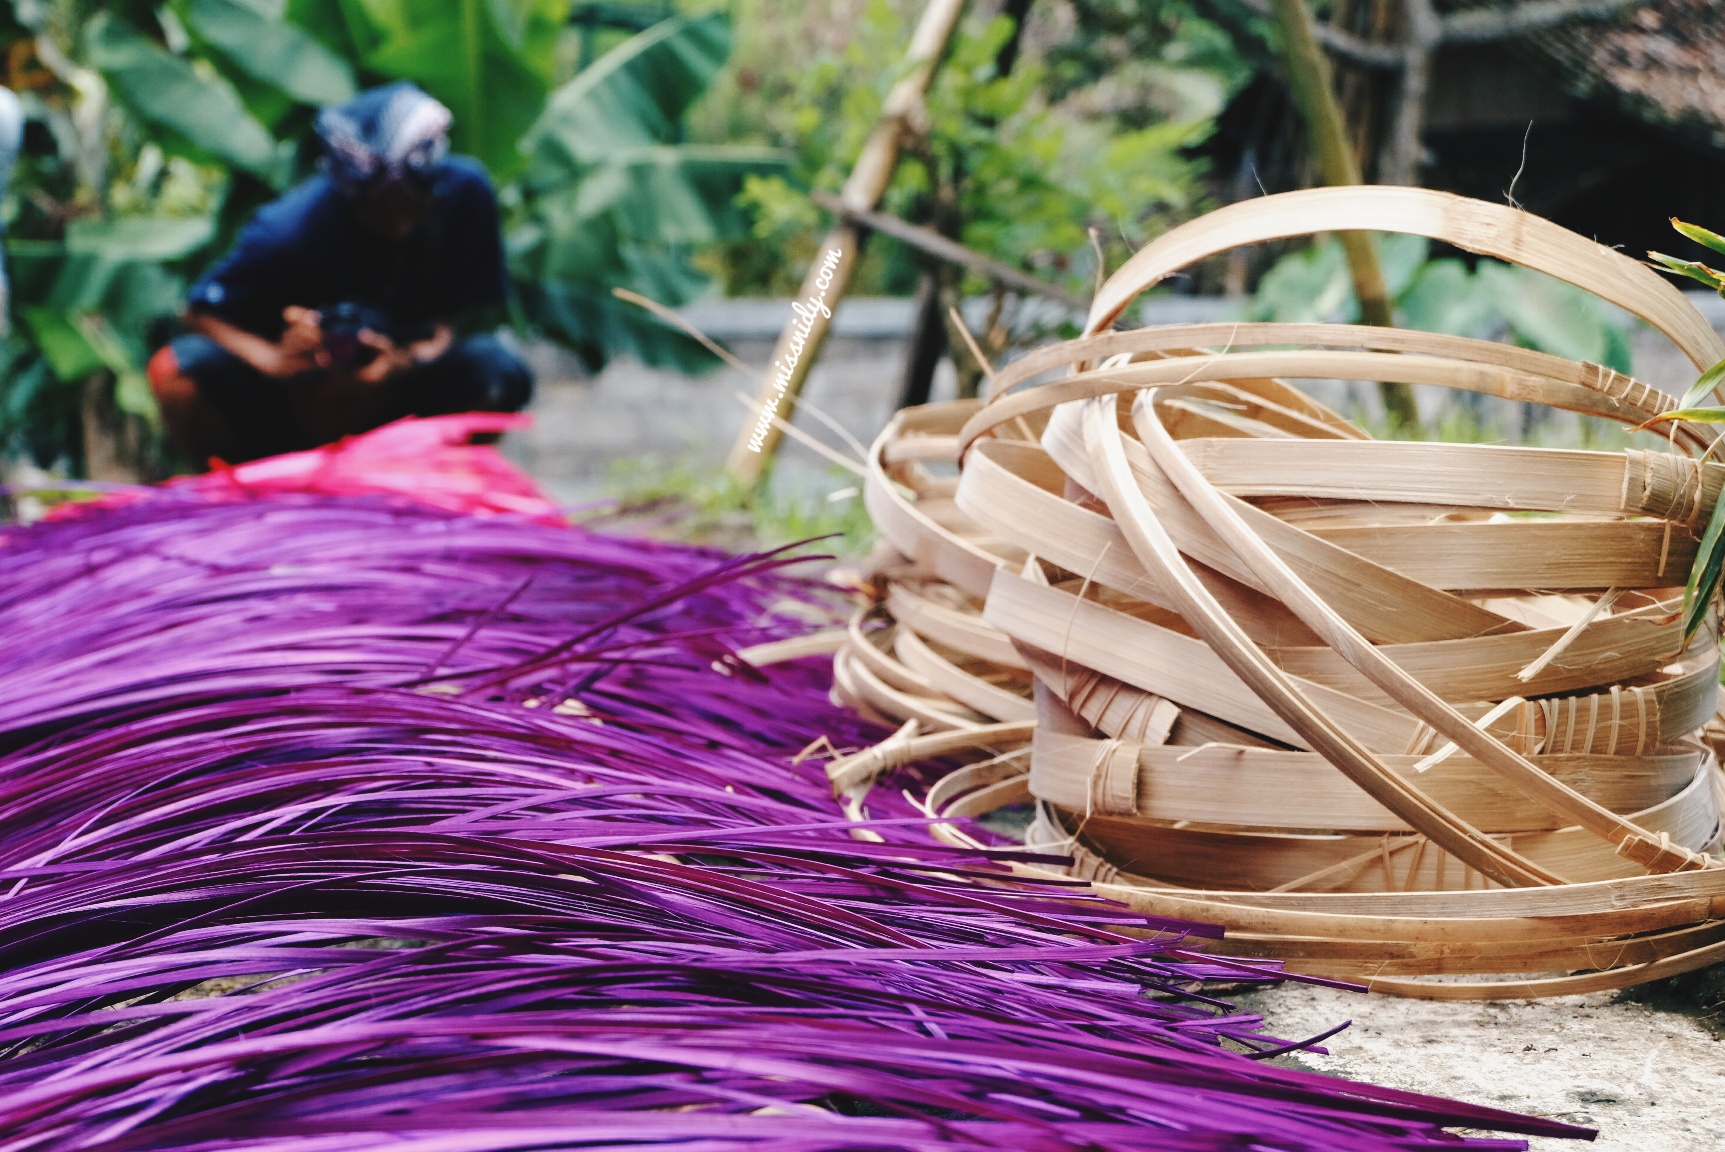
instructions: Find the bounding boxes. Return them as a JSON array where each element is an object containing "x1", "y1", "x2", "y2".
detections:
[{"x1": 0, "y1": 492, "x2": 1586, "y2": 1150}]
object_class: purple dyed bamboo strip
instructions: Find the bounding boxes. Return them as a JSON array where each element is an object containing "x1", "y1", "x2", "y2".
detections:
[{"x1": 0, "y1": 491, "x2": 1588, "y2": 1150}]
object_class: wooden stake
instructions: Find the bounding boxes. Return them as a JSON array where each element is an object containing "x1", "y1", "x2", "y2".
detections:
[
  {"x1": 813, "y1": 192, "x2": 1088, "y2": 309},
  {"x1": 726, "y1": 0, "x2": 969, "y2": 485},
  {"x1": 1268, "y1": 0, "x2": 1420, "y2": 431}
]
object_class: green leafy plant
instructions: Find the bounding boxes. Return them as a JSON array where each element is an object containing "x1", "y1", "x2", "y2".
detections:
[
  {"x1": 1250, "y1": 234, "x2": 1635, "y2": 375},
  {"x1": 705, "y1": 1, "x2": 1222, "y2": 303},
  {"x1": 511, "y1": 11, "x2": 786, "y2": 371},
  {"x1": 1642, "y1": 217, "x2": 1725, "y2": 639},
  {"x1": 1, "y1": 0, "x2": 782, "y2": 474}
]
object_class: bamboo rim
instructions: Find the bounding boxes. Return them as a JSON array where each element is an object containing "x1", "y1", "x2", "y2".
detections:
[{"x1": 833, "y1": 187, "x2": 1725, "y2": 997}]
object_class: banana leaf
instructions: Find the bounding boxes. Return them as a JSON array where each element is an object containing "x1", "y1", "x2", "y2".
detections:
[
  {"x1": 338, "y1": 0, "x2": 569, "y2": 176},
  {"x1": 178, "y1": 0, "x2": 358, "y2": 106},
  {"x1": 85, "y1": 13, "x2": 286, "y2": 181},
  {"x1": 523, "y1": 10, "x2": 730, "y2": 189}
]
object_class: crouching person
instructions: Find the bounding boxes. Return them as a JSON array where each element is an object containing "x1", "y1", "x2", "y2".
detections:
[{"x1": 149, "y1": 81, "x2": 533, "y2": 465}]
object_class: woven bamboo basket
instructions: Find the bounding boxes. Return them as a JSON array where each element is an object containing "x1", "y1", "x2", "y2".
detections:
[{"x1": 824, "y1": 186, "x2": 1725, "y2": 998}]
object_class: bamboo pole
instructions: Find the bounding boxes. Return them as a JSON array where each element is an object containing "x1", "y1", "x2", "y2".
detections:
[
  {"x1": 726, "y1": 0, "x2": 969, "y2": 484},
  {"x1": 812, "y1": 192, "x2": 1088, "y2": 309},
  {"x1": 1268, "y1": 0, "x2": 1420, "y2": 431}
]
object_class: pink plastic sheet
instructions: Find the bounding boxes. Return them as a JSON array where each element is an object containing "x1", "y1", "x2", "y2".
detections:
[{"x1": 166, "y1": 413, "x2": 563, "y2": 522}]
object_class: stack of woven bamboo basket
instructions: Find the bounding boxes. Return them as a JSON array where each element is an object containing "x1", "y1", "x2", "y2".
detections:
[{"x1": 828, "y1": 187, "x2": 1725, "y2": 998}]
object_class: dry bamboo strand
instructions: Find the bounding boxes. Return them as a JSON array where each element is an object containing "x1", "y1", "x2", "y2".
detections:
[
  {"x1": 906, "y1": 766, "x2": 1725, "y2": 992},
  {"x1": 1059, "y1": 761, "x2": 1719, "y2": 887},
  {"x1": 1078, "y1": 397, "x2": 1564, "y2": 888},
  {"x1": 1080, "y1": 188, "x2": 1725, "y2": 371},
  {"x1": 736, "y1": 630, "x2": 848, "y2": 667},
  {"x1": 1127, "y1": 389, "x2": 1711, "y2": 872},
  {"x1": 984, "y1": 324, "x2": 1708, "y2": 450},
  {"x1": 966, "y1": 362, "x2": 1718, "y2": 493},
  {"x1": 1028, "y1": 728, "x2": 1704, "y2": 832},
  {"x1": 829, "y1": 187, "x2": 1725, "y2": 996},
  {"x1": 987, "y1": 569, "x2": 1718, "y2": 749},
  {"x1": 963, "y1": 435, "x2": 1534, "y2": 644},
  {"x1": 827, "y1": 720, "x2": 1034, "y2": 797},
  {"x1": 892, "y1": 624, "x2": 1035, "y2": 722},
  {"x1": 1299, "y1": 520, "x2": 1695, "y2": 592},
  {"x1": 885, "y1": 582, "x2": 1027, "y2": 669}
]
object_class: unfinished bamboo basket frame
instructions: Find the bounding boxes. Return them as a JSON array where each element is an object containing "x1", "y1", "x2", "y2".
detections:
[{"x1": 819, "y1": 187, "x2": 1725, "y2": 999}]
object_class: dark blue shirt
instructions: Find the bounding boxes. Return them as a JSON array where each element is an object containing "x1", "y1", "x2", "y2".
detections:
[{"x1": 187, "y1": 156, "x2": 508, "y2": 339}]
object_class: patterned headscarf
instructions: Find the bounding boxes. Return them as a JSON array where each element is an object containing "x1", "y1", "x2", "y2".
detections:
[{"x1": 315, "y1": 82, "x2": 452, "y2": 196}]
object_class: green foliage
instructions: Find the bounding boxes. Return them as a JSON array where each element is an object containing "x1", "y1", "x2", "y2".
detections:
[
  {"x1": 1677, "y1": 358, "x2": 1725, "y2": 411},
  {"x1": 523, "y1": 8, "x2": 726, "y2": 185},
  {"x1": 177, "y1": 0, "x2": 358, "y2": 108},
  {"x1": 86, "y1": 12, "x2": 286, "y2": 181},
  {"x1": 1650, "y1": 218, "x2": 1725, "y2": 301},
  {"x1": 702, "y1": 0, "x2": 1224, "y2": 300},
  {"x1": 1044, "y1": 0, "x2": 1264, "y2": 126},
  {"x1": 1, "y1": 0, "x2": 777, "y2": 472},
  {"x1": 1250, "y1": 235, "x2": 1634, "y2": 374},
  {"x1": 1670, "y1": 219, "x2": 1725, "y2": 259},
  {"x1": 511, "y1": 11, "x2": 788, "y2": 371},
  {"x1": 342, "y1": 0, "x2": 568, "y2": 178},
  {"x1": 915, "y1": 16, "x2": 1209, "y2": 296},
  {"x1": 1685, "y1": 486, "x2": 1725, "y2": 641},
  {"x1": 1646, "y1": 216, "x2": 1725, "y2": 640}
]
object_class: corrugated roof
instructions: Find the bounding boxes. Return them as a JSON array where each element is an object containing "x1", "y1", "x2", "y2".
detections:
[{"x1": 1520, "y1": 0, "x2": 1725, "y2": 147}]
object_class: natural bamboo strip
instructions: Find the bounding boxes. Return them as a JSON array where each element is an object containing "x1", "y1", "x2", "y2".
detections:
[
  {"x1": 831, "y1": 186, "x2": 1725, "y2": 995},
  {"x1": 884, "y1": 582, "x2": 1026, "y2": 669},
  {"x1": 1127, "y1": 389, "x2": 1710, "y2": 871},
  {"x1": 965, "y1": 362, "x2": 1725, "y2": 516},
  {"x1": 1300, "y1": 521, "x2": 1694, "y2": 592},
  {"x1": 983, "y1": 323, "x2": 1709, "y2": 452},
  {"x1": 892, "y1": 625, "x2": 1035, "y2": 722},
  {"x1": 1515, "y1": 591, "x2": 1623, "y2": 683},
  {"x1": 963, "y1": 434, "x2": 1522, "y2": 645},
  {"x1": 736, "y1": 630, "x2": 848, "y2": 667},
  {"x1": 1412, "y1": 697, "x2": 1525, "y2": 773},
  {"x1": 1058, "y1": 762, "x2": 1718, "y2": 888},
  {"x1": 1080, "y1": 187, "x2": 1725, "y2": 371},
  {"x1": 1028, "y1": 728, "x2": 1702, "y2": 831},
  {"x1": 832, "y1": 642, "x2": 983, "y2": 731},
  {"x1": 1079, "y1": 398, "x2": 1562, "y2": 887},
  {"x1": 988, "y1": 572, "x2": 1718, "y2": 749},
  {"x1": 827, "y1": 720, "x2": 1035, "y2": 797},
  {"x1": 898, "y1": 767, "x2": 1725, "y2": 991},
  {"x1": 866, "y1": 404, "x2": 1019, "y2": 600}
]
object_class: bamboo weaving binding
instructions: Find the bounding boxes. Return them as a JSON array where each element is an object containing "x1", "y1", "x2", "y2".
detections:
[{"x1": 830, "y1": 186, "x2": 1725, "y2": 998}]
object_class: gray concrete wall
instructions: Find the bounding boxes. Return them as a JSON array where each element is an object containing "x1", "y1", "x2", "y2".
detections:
[{"x1": 504, "y1": 293, "x2": 1725, "y2": 502}]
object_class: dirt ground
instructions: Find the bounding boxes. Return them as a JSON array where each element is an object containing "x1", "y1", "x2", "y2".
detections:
[{"x1": 1235, "y1": 971, "x2": 1725, "y2": 1150}]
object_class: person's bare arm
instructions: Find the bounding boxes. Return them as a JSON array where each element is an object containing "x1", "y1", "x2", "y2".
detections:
[
  {"x1": 354, "y1": 323, "x2": 454, "y2": 385},
  {"x1": 186, "y1": 306, "x2": 326, "y2": 378}
]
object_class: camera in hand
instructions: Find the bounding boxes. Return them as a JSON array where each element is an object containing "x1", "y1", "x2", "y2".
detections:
[{"x1": 318, "y1": 302, "x2": 392, "y2": 370}]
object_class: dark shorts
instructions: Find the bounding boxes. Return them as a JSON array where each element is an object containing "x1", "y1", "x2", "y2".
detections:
[{"x1": 165, "y1": 332, "x2": 534, "y2": 460}]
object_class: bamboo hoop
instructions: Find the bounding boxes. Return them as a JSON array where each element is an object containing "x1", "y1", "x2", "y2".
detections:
[{"x1": 836, "y1": 186, "x2": 1725, "y2": 997}]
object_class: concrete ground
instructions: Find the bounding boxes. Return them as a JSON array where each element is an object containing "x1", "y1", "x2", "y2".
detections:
[{"x1": 1235, "y1": 973, "x2": 1725, "y2": 1149}]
